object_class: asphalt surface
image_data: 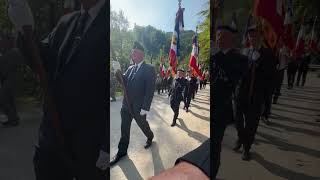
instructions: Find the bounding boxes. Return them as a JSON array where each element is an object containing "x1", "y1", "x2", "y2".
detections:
[{"x1": 110, "y1": 86, "x2": 210, "y2": 180}]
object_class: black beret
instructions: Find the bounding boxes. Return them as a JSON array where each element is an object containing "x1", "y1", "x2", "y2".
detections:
[
  {"x1": 217, "y1": 25, "x2": 238, "y2": 33},
  {"x1": 133, "y1": 41, "x2": 144, "y2": 52}
]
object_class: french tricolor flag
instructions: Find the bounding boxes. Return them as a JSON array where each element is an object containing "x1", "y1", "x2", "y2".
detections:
[
  {"x1": 169, "y1": 7, "x2": 184, "y2": 75},
  {"x1": 309, "y1": 16, "x2": 318, "y2": 52},
  {"x1": 189, "y1": 33, "x2": 202, "y2": 77},
  {"x1": 294, "y1": 23, "x2": 305, "y2": 58}
]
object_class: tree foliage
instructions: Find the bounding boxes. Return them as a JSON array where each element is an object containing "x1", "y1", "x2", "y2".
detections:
[{"x1": 111, "y1": 1, "x2": 210, "y2": 73}]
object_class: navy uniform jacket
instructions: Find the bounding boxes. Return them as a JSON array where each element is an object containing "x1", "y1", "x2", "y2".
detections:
[
  {"x1": 37, "y1": 3, "x2": 108, "y2": 152},
  {"x1": 122, "y1": 62, "x2": 156, "y2": 113}
]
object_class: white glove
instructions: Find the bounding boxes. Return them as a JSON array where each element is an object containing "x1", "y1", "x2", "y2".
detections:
[
  {"x1": 96, "y1": 150, "x2": 109, "y2": 170},
  {"x1": 140, "y1": 109, "x2": 148, "y2": 116},
  {"x1": 7, "y1": 0, "x2": 34, "y2": 33}
]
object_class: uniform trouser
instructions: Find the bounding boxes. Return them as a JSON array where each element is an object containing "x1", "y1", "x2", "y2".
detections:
[
  {"x1": 0, "y1": 72, "x2": 19, "y2": 122},
  {"x1": 157, "y1": 84, "x2": 161, "y2": 94},
  {"x1": 161, "y1": 83, "x2": 165, "y2": 93},
  {"x1": 236, "y1": 93, "x2": 263, "y2": 152},
  {"x1": 196, "y1": 84, "x2": 199, "y2": 94},
  {"x1": 200, "y1": 82, "x2": 203, "y2": 90},
  {"x1": 273, "y1": 69, "x2": 285, "y2": 101},
  {"x1": 296, "y1": 69, "x2": 308, "y2": 86},
  {"x1": 184, "y1": 93, "x2": 192, "y2": 109},
  {"x1": 118, "y1": 107, "x2": 154, "y2": 155},
  {"x1": 171, "y1": 100, "x2": 181, "y2": 122},
  {"x1": 33, "y1": 128, "x2": 106, "y2": 180},
  {"x1": 287, "y1": 68, "x2": 297, "y2": 87},
  {"x1": 212, "y1": 114, "x2": 228, "y2": 179},
  {"x1": 261, "y1": 88, "x2": 273, "y2": 119}
]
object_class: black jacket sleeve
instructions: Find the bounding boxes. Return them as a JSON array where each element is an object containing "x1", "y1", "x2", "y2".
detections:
[
  {"x1": 142, "y1": 65, "x2": 156, "y2": 111},
  {"x1": 175, "y1": 139, "x2": 210, "y2": 178}
]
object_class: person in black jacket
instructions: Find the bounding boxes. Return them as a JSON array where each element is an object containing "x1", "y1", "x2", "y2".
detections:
[
  {"x1": 287, "y1": 55, "x2": 299, "y2": 89},
  {"x1": 234, "y1": 25, "x2": 277, "y2": 160},
  {"x1": 13, "y1": 0, "x2": 109, "y2": 179},
  {"x1": 212, "y1": 24, "x2": 248, "y2": 178},
  {"x1": 296, "y1": 53, "x2": 311, "y2": 86},
  {"x1": 110, "y1": 41, "x2": 156, "y2": 166},
  {"x1": 169, "y1": 69, "x2": 187, "y2": 127}
]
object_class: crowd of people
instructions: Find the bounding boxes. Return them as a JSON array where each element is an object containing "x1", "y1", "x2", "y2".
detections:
[{"x1": 212, "y1": 16, "x2": 313, "y2": 179}]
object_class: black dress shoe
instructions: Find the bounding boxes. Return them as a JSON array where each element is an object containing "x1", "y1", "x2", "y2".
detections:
[
  {"x1": 171, "y1": 122, "x2": 176, "y2": 127},
  {"x1": 2, "y1": 120, "x2": 19, "y2": 127},
  {"x1": 241, "y1": 151, "x2": 251, "y2": 161},
  {"x1": 186, "y1": 108, "x2": 189, "y2": 113},
  {"x1": 110, "y1": 153, "x2": 127, "y2": 166},
  {"x1": 144, "y1": 138, "x2": 153, "y2": 149},
  {"x1": 232, "y1": 140, "x2": 242, "y2": 151}
]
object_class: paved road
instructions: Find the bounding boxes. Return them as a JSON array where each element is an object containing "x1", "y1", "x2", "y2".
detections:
[
  {"x1": 1, "y1": 72, "x2": 319, "y2": 180},
  {"x1": 0, "y1": 100, "x2": 40, "y2": 180},
  {"x1": 217, "y1": 72, "x2": 320, "y2": 180},
  {"x1": 110, "y1": 86, "x2": 210, "y2": 180}
]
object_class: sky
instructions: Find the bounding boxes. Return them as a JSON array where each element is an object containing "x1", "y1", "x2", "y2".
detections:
[{"x1": 110, "y1": 0, "x2": 208, "y2": 32}]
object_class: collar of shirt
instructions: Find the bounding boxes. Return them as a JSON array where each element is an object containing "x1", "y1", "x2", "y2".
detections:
[
  {"x1": 80, "y1": 0, "x2": 105, "y2": 33},
  {"x1": 134, "y1": 60, "x2": 144, "y2": 72}
]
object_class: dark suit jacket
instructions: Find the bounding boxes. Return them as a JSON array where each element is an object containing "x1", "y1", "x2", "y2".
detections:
[
  {"x1": 122, "y1": 62, "x2": 156, "y2": 113},
  {"x1": 169, "y1": 77, "x2": 187, "y2": 104},
  {"x1": 212, "y1": 50, "x2": 248, "y2": 125},
  {"x1": 176, "y1": 139, "x2": 210, "y2": 178},
  {"x1": 38, "y1": 3, "x2": 108, "y2": 152}
]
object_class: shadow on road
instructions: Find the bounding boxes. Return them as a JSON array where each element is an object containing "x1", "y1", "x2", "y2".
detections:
[
  {"x1": 252, "y1": 152, "x2": 319, "y2": 180},
  {"x1": 276, "y1": 102, "x2": 320, "y2": 112},
  {"x1": 189, "y1": 102, "x2": 210, "y2": 112},
  {"x1": 188, "y1": 109, "x2": 210, "y2": 122},
  {"x1": 272, "y1": 113, "x2": 320, "y2": 127},
  {"x1": 256, "y1": 132, "x2": 320, "y2": 159},
  {"x1": 270, "y1": 121, "x2": 320, "y2": 137},
  {"x1": 116, "y1": 156, "x2": 144, "y2": 180},
  {"x1": 150, "y1": 142, "x2": 165, "y2": 176},
  {"x1": 176, "y1": 118, "x2": 208, "y2": 143},
  {"x1": 272, "y1": 106, "x2": 314, "y2": 116}
]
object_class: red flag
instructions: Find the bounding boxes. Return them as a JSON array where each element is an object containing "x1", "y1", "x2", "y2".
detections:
[
  {"x1": 160, "y1": 64, "x2": 166, "y2": 78},
  {"x1": 309, "y1": 16, "x2": 318, "y2": 52},
  {"x1": 283, "y1": 0, "x2": 295, "y2": 50},
  {"x1": 254, "y1": 0, "x2": 285, "y2": 48}
]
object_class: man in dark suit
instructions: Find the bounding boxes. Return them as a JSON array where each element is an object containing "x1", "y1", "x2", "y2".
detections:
[
  {"x1": 110, "y1": 41, "x2": 156, "y2": 166},
  {"x1": 212, "y1": 24, "x2": 248, "y2": 178},
  {"x1": 234, "y1": 25, "x2": 277, "y2": 160},
  {"x1": 169, "y1": 69, "x2": 187, "y2": 127},
  {"x1": 184, "y1": 72, "x2": 196, "y2": 112},
  {"x1": 13, "y1": 0, "x2": 109, "y2": 179},
  {"x1": 296, "y1": 53, "x2": 311, "y2": 86}
]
